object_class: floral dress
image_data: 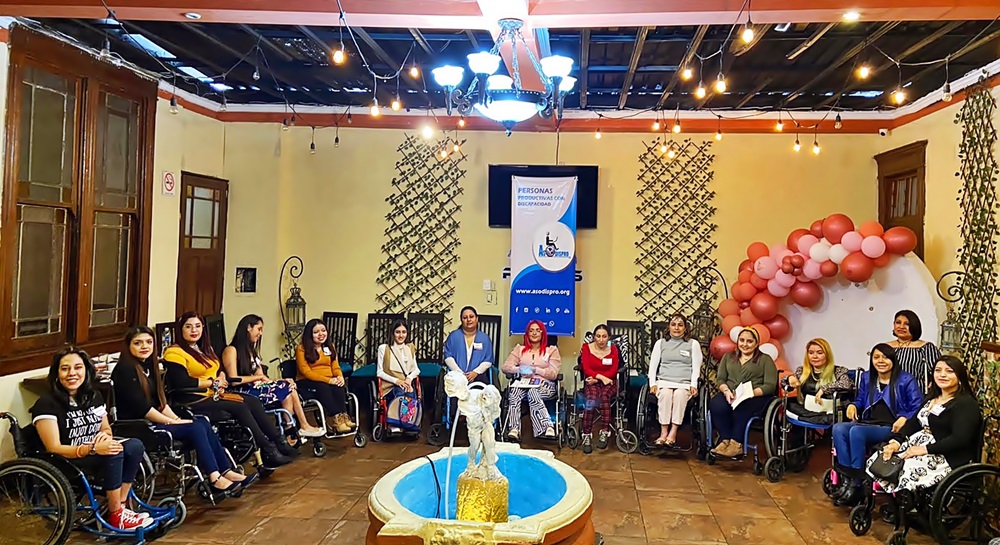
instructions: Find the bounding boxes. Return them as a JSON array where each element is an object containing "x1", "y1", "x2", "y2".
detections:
[
  {"x1": 865, "y1": 401, "x2": 951, "y2": 493},
  {"x1": 231, "y1": 356, "x2": 292, "y2": 407}
]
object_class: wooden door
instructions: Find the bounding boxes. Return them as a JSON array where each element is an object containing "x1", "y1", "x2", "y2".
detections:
[
  {"x1": 175, "y1": 173, "x2": 228, "y2": 318},
  {"x1": 875, "y1": 141, "x2": 927, "y2": 259}
]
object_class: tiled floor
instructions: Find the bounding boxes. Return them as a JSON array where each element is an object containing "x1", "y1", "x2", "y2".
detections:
[{"x1": 64, "y1": 434, "x2": 939, "y2": 545}]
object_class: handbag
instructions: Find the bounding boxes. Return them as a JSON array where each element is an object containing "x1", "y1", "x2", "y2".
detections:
[{"x1": 869, "y1": 453, "x2": 905, "y2": 483}]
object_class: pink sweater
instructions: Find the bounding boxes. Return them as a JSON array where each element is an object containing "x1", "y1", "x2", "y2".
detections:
[{"x1": 501, "y1": 345, "x2": 561, "y2": 381}]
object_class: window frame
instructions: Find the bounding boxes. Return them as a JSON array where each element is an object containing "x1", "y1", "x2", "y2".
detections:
[{"x1": 0, "y1": 27, "x2": 155, "y2": 376}]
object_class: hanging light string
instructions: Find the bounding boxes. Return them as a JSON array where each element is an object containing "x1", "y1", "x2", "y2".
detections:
[{"x1": 870, "y1": 15, "x2": 1000, "y2": 68}]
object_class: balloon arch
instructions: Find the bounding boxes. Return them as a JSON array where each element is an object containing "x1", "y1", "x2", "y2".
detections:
[{"x1": 710, "y1": 214, "x2": 919, "y2": 375}]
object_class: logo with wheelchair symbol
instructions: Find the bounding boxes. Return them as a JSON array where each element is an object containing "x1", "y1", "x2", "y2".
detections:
[{"x1": 533, "y1": 222, "x2": 575, "y2": 272}]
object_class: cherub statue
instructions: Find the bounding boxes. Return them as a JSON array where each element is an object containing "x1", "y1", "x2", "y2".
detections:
[{"x1": 443, "y1": 371, "x2": 502, "y2": 471}]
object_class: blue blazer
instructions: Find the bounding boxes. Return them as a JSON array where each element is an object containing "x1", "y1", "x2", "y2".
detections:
[
  {"x1": 850, "y1": 370, "x2": 923, "y2": 421},
  {"x1": 443, "y1": 329, "x2": 494, "y2": 374}
]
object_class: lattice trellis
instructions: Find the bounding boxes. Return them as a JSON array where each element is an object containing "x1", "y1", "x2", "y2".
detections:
[
  {"x1": 633, "y1": 138, "x2": 719, "y2": 322},
  {"x1": 364, "y1": 134, "x2": 467, "y2": 359}
]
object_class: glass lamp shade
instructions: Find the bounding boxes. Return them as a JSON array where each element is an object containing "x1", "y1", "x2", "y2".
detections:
[
  {"x1": 432, "y1": 65, "x2": 465, "y2": 88},
  {"x1": 692, "y1": 302, "x2": 718, "y2": 343},
  {"x1": 486, "y1": 75, "x2": 514, "y2": 91},
  {"x1": 467, "y1": 52, "x2": 502, "y2": 75},
  {"x1": 558, "y1": 76, "x2": 577, "y2": 93},
  {"x1": 474, "y1": 89, "x2": 545, "y2": 123},
  {"x1": 284, "y1": 285, "x2": 307, "y2": 333},
  {"x1": 939, "y1": 318, "x2": 962, "y2": 353},
  {"x1": 540, "y1": 55, "x2": 573, "y2": 79}
]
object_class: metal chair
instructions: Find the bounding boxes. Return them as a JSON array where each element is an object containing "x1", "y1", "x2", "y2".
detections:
[{"x1": 322, "y1": 311, "x2": 359, "y2": 375}]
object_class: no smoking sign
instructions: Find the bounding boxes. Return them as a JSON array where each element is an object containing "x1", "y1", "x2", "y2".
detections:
[{"x1": 162, "y1": 171, "x2": 176, "y2": 196}]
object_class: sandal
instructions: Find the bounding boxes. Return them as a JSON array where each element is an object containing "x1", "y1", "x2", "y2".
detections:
[{"x1": 654, "y1": 437, "x2": 667, "y2": 446}]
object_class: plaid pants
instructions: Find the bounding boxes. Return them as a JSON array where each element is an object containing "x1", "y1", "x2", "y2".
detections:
[{"x1": 582, "y1": 380, "x2": 617, "y2": 434}]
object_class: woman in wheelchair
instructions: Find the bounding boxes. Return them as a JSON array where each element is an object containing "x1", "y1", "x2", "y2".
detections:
[
  {"x1": 501, "y1": 320, "x2": 561, "y2": 441},
  {"x1": 443, "y1": 306, "x2": 495, "y2": 386},
  {"x1": 376, "y1": 319, "x2": 421, "y2": 434},
  {"x1": 31, "y1": 347, "x2": 153, "y2": 531},
  {"x1": 784, "y1": 338, "x2": 853, "y2": 422},
  {"x1": 222, "y1": 314, "x2": 324, "y2": 438},
  {"x1": 164, "y1": 312, "x2": 296, "y2": 468},
  {"x1": 868, "y1": 355, "x2": 981, "y2": 494},
  {"x1": 647, "y1": 314, "x2": 702, "y2": 446},
  {"x1": 113, "y1": 326, "x2": 252, "y2": 500},
  {"x1": 709, "y1": 327, "x2": 778, "y2": 459},
  {"x1": 832, "y1": 344, "x2": 922, "y2": 506},
  {"x1": 296, "y1": 318, "x2": 357, "y2": 434},
  {"x1": 579, "y1": 324, "x2": 620, "y2": 454}
]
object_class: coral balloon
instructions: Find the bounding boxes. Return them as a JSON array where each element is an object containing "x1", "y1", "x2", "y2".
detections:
[
  {"x1": 841, "y1": 252, "x2": 875, "y2": 282},
  {"x1": 861, "y1": 235, "x2": 887, "y2": 259},
  {"x1": 738, "y1": 269, "x2": 753, "y2": 284},
  {"x1": 750, "y1": 292, "x2": 779, "y2": 321},
  {"x1": 759, "y1": 342, "x2": 778, "y2": 360},
  {"x1": 739, "y1": 259, "x2": 753, "y2": 273},
  {"x1": 718, "y1": 298, "x2": 740, "y2": 317},
  {"x1": 809, "y1": 242, "x2": 831, "y2": 263},
  {"x1": 740, "y1": 307, "x2": 762, "y2": 326},
  {"x1": 810, "y1": 219, "x2": 825, "y2": 237},
  {"x1": 802, "y1": 259, "x2": 823, "y2": 280},
  {"x1": 733, "y1": 282, "x2": 757, "y2": 302},
  {"x1": 883, "y1": 226, "x2": 918, "y2": 255},
  {"x1": 796, "y1": 235, "x2": 819, "y2": 255},
  {"x1": 750, "y1": 273, "x2": 768, "y2": 290},
  {"x1": 763, "y1": 314, "x2": 790, "y2": 340},
  {"x1": 841, "y1": 231, "x2": 863, "y2": 253},
  {"x1": 774, "y1": 270, "x2": 796, "y2": 288},
  {"x1": 721, "y1": 314, "x2": 742, "y2": 335},
  {"x1": 821, "y1": 214, "x2": 856, "y2": 244},
  {"x1": 873, "y1": 253, "x2": 891, "y2": 268},
  {"x1": 751, "y1": 324, "x2": 772, "y2": 345},
  {"x1": 767, "y1": 279, "x2": 790, "y2": 298},
  {"x1": 790, "y1": 254, "x2": 806, "y2": 268},
  {"x1": 858, "y1": 220, "x2": 885, "y2": 238},
  {"x1": 786, "y1": 229, "x2": 810, "y2": 253},
  {"x1": 710, "y1": 335, "x2": 737, "y2": 360},
  {"x1": 754, "y1": 256, "x2": 779, "y2": 280},
  {"x1": 747, "y1": 241, "x2": 770, "y2": 262},
  {"x1": 790, "y1": 281, "x2": 823, "y2": 307},
  {"x1": 820, "y1": 260, "x2": 839, "y2": 277},
  {"x1": 828, "y1": 243, "x2": 850, "y2": 265}
]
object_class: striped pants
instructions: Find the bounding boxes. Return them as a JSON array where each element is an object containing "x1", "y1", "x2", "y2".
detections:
[{"x1": 506, "y1": 380, "x2": 557, "y2": 436}]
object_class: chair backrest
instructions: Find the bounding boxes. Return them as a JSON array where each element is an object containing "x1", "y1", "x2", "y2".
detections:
[
  {"x1": 204, "y1": 314, "x2": 226, "y2": 357},
  {"x1": 278, "y1": 359, "x2": 297, "y2": 380},
  {"x1": 323, "y1": 311, "x2": 359, "y2": 367},
  {"x1": 366, "y1": 313, "x2": 405, "y2": 365},
  {"x1": 408, "y1": 312, "x2": 446, "y2": 363},
  {"x1": 607, "y1": 320, "x2": 647, "y2": 370},
  {"x1": 650, "y1": 321, "x2": 668, "y2": 350},
  {"x1": 154, "y1": 321, "x2": 176, "y2": 358},
  {"x1": 478, "y1": 314, "x2": 503, "y2": 365}
]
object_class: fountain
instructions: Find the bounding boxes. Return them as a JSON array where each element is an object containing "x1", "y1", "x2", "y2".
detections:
[{"x1": 367, "y1": 371, "x2": 597, "y2": 545}]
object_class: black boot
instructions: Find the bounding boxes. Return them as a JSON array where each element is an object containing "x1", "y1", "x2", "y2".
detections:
[
  {"x1": 276, "y1": 440, "x2": 299, "y2": 457},
  {"x1": 261, "y1": 443, "x2": 292, "y2": 467},
  {"x1": 835, "y1": 485, "x2": 863, "y2": 507}
]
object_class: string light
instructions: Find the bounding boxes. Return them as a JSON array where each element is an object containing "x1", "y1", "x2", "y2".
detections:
[
  {"x1": 409, "y1": 62, "x2": 420, "y2": 79},
  {"x1": 346, "y1": 112, "x2": 353, "y2": 125},
  {"x1": 667, "y1": 146, "x2": 676, "y2": 160},
  {"x1": 942, "y1": 83, "x2": 953, "y2": 102},
  {"x1": 219, "y1": 95, "x2": 228, "y2": 112},
  {"x1": 714, "y1": 73, "x2": 727, "y2": 93},
  {"x1": 660, "y1": 141, "x2": 668, "y2": 153},
  {"x1": 391, "y1": 96, "x2": 402, "y2": 111},
  {"x1": 812, "y1": 136, "x2": 821, "y2": 155},
  {"x1": 332, "y1": 47, "x2": 346, "y2": 65},
  {"x1": 458, "y1": 116, "x2": 466, "y2": 128},
  {"x1": 652, "y1": 116, "x2": 661, "y2": 131},
  {"x1": 422, "y1": 123, "x2": 435, "y2": 139},
  {"x1": 169, "y1": 95, "x2": 179, "y2": 115},
  {"x1": 672, "y1": 121, "x2": 681, "y2": 134},
  {"x1": 843, "y1": 10, "x2": 861, "y2": 21},
  {"x1": 252, "y1": 68, "x2": 260, "y2": 81},
  {"x1": 775, "y1": 112, "x2": 783, "y2": 132},
  {"x1": 309, "y1": 127, "x2": 316, "y2": 154},
  {"x1": 857, "y1": 64, "x2": 871, "y2": 79},
  {"x1": 835, "y1": 113, "x2": 843, "y2": 130},
  {"x1": 694, "y1": 82, "x2": 707, "y2": 99},
  {"x1": 453, "y1": 142, "x2": 460, "y2": 153},
  {"x1": 681, "y1": 67, "x2": 693, "y2": 80},
  {"x1": 715, "y1": 129, "x2": 723, "y2": 141},
  {"x1": 942, "y1": 57, "x2": 953, "y2": 102},
  {"x1": 594, "y1": 128, "x2": 602, "y2": 139},
  {"x1": 334, "y1": 125, "x2": 340, "y2": 148},
  {"x1": 741, "y1": 24, "x2": 755, "y2": 43},
  {"x1": 793, "y1": 135, "x2": 801, "y2": 152},
  {"x1": 282, "y1": 118, "x2": 290, "y2": 131},
  {"x1": 892, "y1": 88, "x2": 906, "y2": 105},
  {"x1": 439, "y1": 147, "x2": 447, "y2": 159},
  {"x1": 370, "y1": 99, "x2": 381, "y2": 117}
]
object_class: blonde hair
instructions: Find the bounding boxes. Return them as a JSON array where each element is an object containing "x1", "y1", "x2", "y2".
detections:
[{"x1": 800, "y1": 338, "x2": 835, "y2": 386}]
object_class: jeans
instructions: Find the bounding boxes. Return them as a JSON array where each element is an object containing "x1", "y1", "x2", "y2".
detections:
[
  {"x1": 298, "y1": 379, "x2": 347, "y2": 415},
  {"x1": 72, "y1": 437, "x2": 145, "y2": 490},
  {"x1": 708, "y1": 392, "x2": 772, "y2": 442},
  {"x1": 832, "y1": 421, "x2": 893, "y2": 469},
  {"x1": 155, "y1": 417, "x2": 232, "y2": 476}
]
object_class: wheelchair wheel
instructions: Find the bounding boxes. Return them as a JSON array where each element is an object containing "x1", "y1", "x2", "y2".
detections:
[
  {"x1": 354, "y1": 433, "x2": 369, "y2": 448},
  {"x1": 372, "y1": 424, "x2": 385, "y2": 443},
  {"x1": 849, "y1": 504, "x2": 872, "y2": 536},
  {"x1": 929, "y1": 463, "x2": 1000, "y2": 545},
  {"x1": 566, "y1": 426, "x2": 579, "y2": 450},
  {"x1": 0, "y1": 458, "x2": 74, "y2": 545},
  {"x1": 762, "y1": 399, "x2": 782, "y2": 460},
  {"x1": 706, "y1": 452, "x2": 717, "y2": 465},
  {"x1": 312, "y1": 441, "x2": 327, "y2": 457},
  {"x1": 764, "y1": 456, "x2": 785, "y2": 483},
  {"x1": 752, "y1": 458, "x2": 763, "y2": 476},
  {"x1": 427, "y1": 423, "x2": 447, "y2": 447},
  {"x1": 616, "y1": 430, "x2": 639, "y2": 454},
  {"x1": 884, "y1": 530, "x2": 906, "y2": 545},
  {"x1": 157, "y1": 496, "x2": 186, "y2": 529},
  {"x1": 132, "y1": 452, "x2": 156, "y2": 505}
]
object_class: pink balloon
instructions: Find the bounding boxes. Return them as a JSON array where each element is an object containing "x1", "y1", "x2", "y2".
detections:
[
  {"x1": 796, "y1": 234, "x2": 819, "y2": 254},
  {"x1": 767, "y1": 278, "x2": 790, "y2": 297},
  {"x1": 774, "y1": 270, "x2": 796, "y2": 288},
  {"x1": 802, "y1": 259, "x2": 823, "y2": 280},
  {"x1": 861, "y1": 235, "x2": 887, "y2": 259},
  {"x1": 754, "y1": 256, "x2": 779, "y2": 280},
  {"x1": 841, "y1": 231, "x2": 863, "y2": 253},
  {"x1": 769, "y1": 244, "x2": 789, "y2": 261},
  {"x1": 778, "y1": 249, "x2": 794, "y2": 262}
]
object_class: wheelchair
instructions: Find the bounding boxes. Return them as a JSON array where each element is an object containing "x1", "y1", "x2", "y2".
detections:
[
  {"x1": 277, "y1": 360, "x2": 368, "y2": 455},
  {"x1": 370, "y1": 376, "x2": 424, "y2": 443},
  {"x1": 761, "y1": 373, "x2": 856, "y2": 482},
  {"x1": 846, "y1": 415, "x2": 1000, "y2": 545},
  {"x1": 634, "y1": 379, "x2": 708, "y2": 457},
  {"x1": 565, "y1": 354, "x2": 639, "y2": 454},
  {"x1": 427, "y1": 366, "x2": 501, "y2": 447},
  {"x1": 498, "y1": 371, "x2": 568, "y2": 448},
  {"x1": 0, "y1": 412, "x2": 182, "y2": 545}
]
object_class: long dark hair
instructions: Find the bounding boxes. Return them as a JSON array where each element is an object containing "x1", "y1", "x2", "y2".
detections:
[
  {"x1": 301, "y1": 318, "x2": 336, "y2": 364},
  {"x1": 387, "y1": 319, "x2": 408, "y2": 345},
  {"x1": 893, "y1": 309, "x2": 923, "y2": 341},
  {"x1": 930, "y1": 355, "x2": 973, "y2": 398},
  {"x1": 48, "y1": 346, "x2": 98, "y2": 409},
  {"x1": 867, "y1": 343, "x2": 901, "y2": 408},
  {"x1": 229, "y1": 314, "x2": 263, "y2": 376},
  {"x1": 174, "y1": 311, "x2": 217, "y2": 367},
  {"x1": 663, "y1": 313, "x2": 692, "y2": 342},
  {"x1": 120, "y1": 326, "x2": 167, "y2": 410}
]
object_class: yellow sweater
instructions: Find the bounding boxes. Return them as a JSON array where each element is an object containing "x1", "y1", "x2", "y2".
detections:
[
  {"x1": 162, "y1": 345, "x2": 222, "y2": 399},
  {"x1": 296, "y1": 344, "x2": 343, "y2": 382}
]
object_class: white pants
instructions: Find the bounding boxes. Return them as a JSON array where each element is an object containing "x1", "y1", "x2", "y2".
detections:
[{"x1": 654, "y1": 382, "x2": 691, "y2": 426}]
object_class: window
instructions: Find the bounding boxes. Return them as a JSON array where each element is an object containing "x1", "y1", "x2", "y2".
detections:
[
  {"x1": 0, "y1": 28, "x2": 156, "y2": 375},
  {"x1": 875, "y1": 141, "x2": 927, "y2": 260}
]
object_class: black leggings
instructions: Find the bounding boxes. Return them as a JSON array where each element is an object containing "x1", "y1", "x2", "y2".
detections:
[
  {"x1": 298, "y1": 380, "x2": 347, "y2": 416},
  {"x1": 188, "y1": 397, "x2": 282, "y2": 447}
]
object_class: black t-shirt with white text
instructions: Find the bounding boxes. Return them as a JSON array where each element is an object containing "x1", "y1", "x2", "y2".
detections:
[{"x1": 30, "y1": 392, "x2": 107, "y2": 446}]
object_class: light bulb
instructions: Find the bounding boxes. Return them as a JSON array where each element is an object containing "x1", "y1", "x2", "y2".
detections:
[
  {"x1": 370, "y1": 100, "x2": 381, "y2": 117},
  {"x1": 714, "y1": 75, "x2": 727, "y2": 93},
  {"x1": 652, "y1": 120, "x2": 661, "y2": 131},
  {"x1": 458, "y1": 117, "x2": 466, "y2": 128},
  {"x1": 793, "y1": 138, "x2": 801, "y2": 152},
  {"x1": 594, "y1": 129, "x2": 602, "y2": 139},
  {"x1": 169, "y1": 96, "x2": 179, "y2": 115},
  {"x1": 681, "y1": 67, "x2": 693, "y2": 81},
  {"x1": 667, "y1": 148, "x2": 676, "y2": 159},
  {"x1": 892, "y1": 89, "x2": 906, "y2": 105},
  {"x1": 694, "y1": 84, "x2": 707, "y2": 99},
  {"x1": 422, "y1": 124, "x2": 434, "y2": 139},
  {"x1": 332, "y1": 48, "x2": 346, "y2": 65},
  {"x1": 835, "y1": 113, "x2": 843, "y2": 130},
  {"x1": 715, "y1": 130, "x2": 723, "y2": 141},
  {"x1": 453, "y1": 143, "x2": 460, "y2": 152},
  {"x1": 252, "y1": 68, "x2": 260, "y2": 81},
  {"x1": 347, "y1": 112, "x2": 352, "y2": 124},
  {"x1": 439, "y1": 148, "x2": 447, "y2": 158},
  {"x1": 843, "y1": 10, "x2": 861, "y2": 21},
  {"x1": 391, "y1": 98, "x2": 402, "y2": 111},
  {"x1": 309, "y1": 141, "x2": 316, "y2": 154},
  {"x1": 282, "y1": 119, "x2": 290, "y2": 131},
  {"x1": 219, "y1": 98, "x2": 227, "y2": 112},
  {"x1": 334, "y1": 135, "x2": 340, "y2": 148},
  {"x1": 672, "y1": 122, "x2": 681, "y2": 134},
  {"x1": 741, "y1": 25, "x2": 755, "y2": 43},
  {"x1": 812, "y1": 141, "x2": 821, "y2": 155},
  {"x1": 660, "y1": 143, "x2": 668, "y2": 153},
  {"x1": 857, "y1": 65, "x2": 871, "y2": 79},
  {"x1": 942, "y1": 83, "x2": 953, "y2": 102},
  {"x1": 775, "y1": 120, "x2": 784, "y2": 132},
  {"x1": 410, "y1": 66, "x2": 420, "y2": 79}
]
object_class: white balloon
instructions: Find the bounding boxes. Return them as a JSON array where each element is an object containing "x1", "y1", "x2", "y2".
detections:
[
  {"x1": 829, "y1": 243, "x2": 850, "y2": 265},
  {"x1": 730, "y1": 326, "x2": 741, "y2": 343},
  {"x1": 759, "y1": 343, "x2": 779, "y2": 359},
  {"x1": 809, "y1": 242, "x2": 831, "y2": 263}
]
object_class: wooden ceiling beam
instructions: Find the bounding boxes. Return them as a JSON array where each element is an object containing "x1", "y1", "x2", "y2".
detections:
[
  {"x1": 409, "y1": 28, "x2": 434, "y2": 57},
  {"x1": 656, "y1": 25, "x2": 708, "y2": 108},
  {"x1": 785, "y1": 22, "x2": 836, "y2": 61},
  {"x1": 733, "y1": 77, "x2": 773, "y2": 108},
  {"x1": 294, "y1": 25, "x2": 395, "y2": 105},
  {"x1": 618, "y1": 26, "x2": 651, "y2": 109},
  {"x1": 351, "y1": 27, "x2": 428, "y2": 105}
]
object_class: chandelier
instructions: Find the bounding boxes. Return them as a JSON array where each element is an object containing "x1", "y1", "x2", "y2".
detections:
[{"x1": 431, "y1": 18, "x2": 575, "y2": 135}]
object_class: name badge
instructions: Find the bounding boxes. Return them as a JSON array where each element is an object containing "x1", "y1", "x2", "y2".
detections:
[
  {"x1": 322, "y1": 347, "x2": 332, "y2": 356},
  {"x1": 472, "y1": 342, "x2": 483, "y2": 350},
  {"x1": 680, "y1": 350, "x2": 691, "y2": 357},
  {"x1": 602, "y1": 357, "x2": 613, "y2": 366},
  {"x1": 930, "y1": 404, "x2": 946, "y2": 416}
]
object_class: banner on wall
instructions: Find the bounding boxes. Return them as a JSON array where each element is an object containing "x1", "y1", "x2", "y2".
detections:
[{"x1": 509, "y1": 176, "x2": 577, "y2": 336}]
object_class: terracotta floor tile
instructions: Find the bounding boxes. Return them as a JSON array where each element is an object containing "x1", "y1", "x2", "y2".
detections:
[
  {"x1": 320, "y1": 520, "x2": 371, "y2": 543},
  {"x1": 591, "y1": 484, "x2": 641, "y2": 511},
  {"x1": 643, "y1": 513, "x2": 726, "y2": 542},
  {"x1": 600, "y1": 536, "x2": 650, "y2": 545},
  {"x1": 236, "y1": 516, "x2": 337, "y2": 545},
  {"x1": 713, "y1": 514, "x2": 807, "y2": 545},
  {"x1": 638, "y1": 491, "x2": 713, "y2": 516},
  {"x1": 591, "y1": 509, "x2": 646, "y2": 537},
  {"x1": 268, "y1": 491, "x2": 359, "y2": 519}
]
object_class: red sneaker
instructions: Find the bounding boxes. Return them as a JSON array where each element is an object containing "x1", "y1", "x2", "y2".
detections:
[{"x1": 110, "y1": 509, "x2": 154, "y2": 530}]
